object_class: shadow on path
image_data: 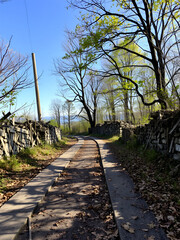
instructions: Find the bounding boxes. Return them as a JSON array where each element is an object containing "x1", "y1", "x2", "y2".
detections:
[{"x1": 17, "y1": 138, "x2": 119, "y2": 240}]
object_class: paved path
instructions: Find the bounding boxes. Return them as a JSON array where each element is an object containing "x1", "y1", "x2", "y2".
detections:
[
  {"x1": 0, "y1": 137, "x2": 84, "y2": 240},
  {"x1": 0, "y1": 137, "x2": 168, "y2": 240},
  {"x1": 17, "y1": 138, "x2": 118, "y2": 240},
  {"x1": 93, "y1": 137, "x2": 168, "y2": 240}
]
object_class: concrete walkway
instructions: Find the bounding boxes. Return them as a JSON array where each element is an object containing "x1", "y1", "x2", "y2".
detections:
[
  {"x1": 92, "y1": 137, "x2": 168, "y2": 240},
  {"x1": 0, "y1": 136, "x2": 168, "y2": 240},
  {"x1": 17, "y1": 138, "x2": 118, "y2": 240},
  {"x1": 0, "y1": 137, "x2": 84, "y2": 240}
]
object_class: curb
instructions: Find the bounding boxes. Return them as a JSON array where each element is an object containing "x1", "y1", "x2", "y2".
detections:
[
  {"x1": 0, "y1": 137, "x2": 84, "y2": 240},
  {"x1": 91, "y1": 137, "x2": 168, "y2": 240}
]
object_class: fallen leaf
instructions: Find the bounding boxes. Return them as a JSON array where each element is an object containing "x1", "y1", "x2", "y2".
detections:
[
  {"x1": 122, "y1": 222, "x2": 135, "y2": 233},
  {"x1": 147, "y1": 222, "x2": 156, "y2": 229},
  {"x1": 131, "y1": 216, "x2": 138, "y2": 220},
  {"x1": 128, "y1": 228, "x2": 135, "y2": 234},
  {"x1": 0, "y1": 193, "x2": 4, "y2": 200},
  {"x1": 167, "y1": 215, "x2": 175, "y2": 221},
  {"x1": 142, "y1": 228, "x2": 149, "y2": 232},
  {"x1": 147, "y1": 236, "x2": 155, "y2": 240},
  {"x1": 93, "y1": 204, "x2": 101, "y2": 210}
]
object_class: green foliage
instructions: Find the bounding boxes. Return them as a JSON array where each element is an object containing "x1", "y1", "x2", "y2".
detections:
[
  {"x1": 0, "y1": 155, "x2": 21, "y2": 171},
  {"x1": 1, "y1": 87, "x2": 18, "y2": 114},
  {"x1": 108, "y1": 136, "x2": 119, "y2": 142},
  {"x1": 0, "y1": 139, "x2": 69, "y2": 173},
  {"x1": 70, "y1": 120, "x2": 90, "y2": 135},
  {"x1": 19, "y1": 147, "x2": 37, "y2": 157},
  {"x1": 0, "y1": 177, "x2": 11, "y2": 192},
  {"x1": 75, "y1": 0, "x2": 180, "y2": 112},
  {"x1": 49, "y1": 119, "x2": 59, "y2": 128},
  {"x1": 53, "y1": 139, "x2": 66, "y2": 148},
  {"x1": 0, "y1": 138, "x2": 72, "y2": 194}
]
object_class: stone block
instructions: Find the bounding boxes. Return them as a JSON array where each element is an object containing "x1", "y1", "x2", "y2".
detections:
[
  {"x1": 161, "y1": 133, "x2": 165, "y2": 138},
  {"x1": 162, "y1": 139, "x2": 166, "y2": 144},
  {"x1": 158, "y1": 144, "x2": 163, "y2": 150},
  {"x1": 175, "y1": 144, "x2": 180, "y2": 152},
  {"x1": 0, "y1": 130, "x2": 5, "y2": 137},
  {"x1": 173, "y1": 153, "x2": 180, "y2": 161}
]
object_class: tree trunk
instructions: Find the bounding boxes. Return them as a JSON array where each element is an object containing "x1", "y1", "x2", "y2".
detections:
[{"x1": 124, "y1": 91, "x2": 129, "y2": 122}]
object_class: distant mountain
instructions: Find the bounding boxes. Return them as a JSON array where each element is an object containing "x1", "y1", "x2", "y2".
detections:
[{"x1": 42, "y1": 116, "x2": 52, "y2": 122}]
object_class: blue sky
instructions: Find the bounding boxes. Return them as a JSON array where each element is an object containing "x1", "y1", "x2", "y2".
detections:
[{"x1": 0, "y1": 0, "x2": 79, "y2": 119}]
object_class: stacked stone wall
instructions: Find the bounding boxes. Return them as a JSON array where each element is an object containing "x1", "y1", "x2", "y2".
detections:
[
  {"x1": 0, "y1": 120, "x2": 61, "y2": 157},
  {"x1": 135, "y1": 110, "x2": 180, "y2": 160},
  {"x1": 90, "y1": 110, "x2": 180, "y2": 160},
  {"x1": 91, "y1": 121, "x2": 134, "y2": 137}
]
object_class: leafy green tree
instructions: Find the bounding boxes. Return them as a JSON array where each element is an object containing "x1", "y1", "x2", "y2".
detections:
[
  {"x1": 70, "y1": 0, "x2": 180, "y2": 110},
  {"x1": 100, "y1": 41, "x2": 143, "y2": 122},
  {"x1": 49, "y1": 119, "x2": 59, "y2": 128},
  {"x1": 100, "y1": 75, "x2": 120, "y2": 121}
]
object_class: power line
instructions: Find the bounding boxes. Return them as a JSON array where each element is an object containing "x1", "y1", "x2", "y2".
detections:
[{"x1": 24, "y1": 0, "x2": 33, "y2": 52}]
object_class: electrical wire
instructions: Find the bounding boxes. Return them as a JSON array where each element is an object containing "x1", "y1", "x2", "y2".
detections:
[{"x1": 24, "y1": 0, "x2": 33, "y2": 52}]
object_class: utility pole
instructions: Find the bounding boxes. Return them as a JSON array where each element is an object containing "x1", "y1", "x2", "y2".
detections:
[{"x1": 32, "y1": 53, "x2": 42, "y2": 121}]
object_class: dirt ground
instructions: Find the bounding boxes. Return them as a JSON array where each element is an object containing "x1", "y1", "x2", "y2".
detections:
[{"x1": 17, "y1": 138, "x2": 119, "y2": 240}]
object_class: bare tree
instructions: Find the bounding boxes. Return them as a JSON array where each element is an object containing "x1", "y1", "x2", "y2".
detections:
[
  {"x1": 54, "y1": 32, "x2": 102, "y2": 128},
  {"x1": 50, "y1": 99, "x2": 61, "y2": 128},
  {"x1": 63, "y1": 100, "x2": 76, "y2": 131},
  {"x1": 0, "y1": 39, "x2": 30, "y2": 113}
]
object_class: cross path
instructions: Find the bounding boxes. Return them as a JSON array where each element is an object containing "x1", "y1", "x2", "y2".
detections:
[{"x1": 0, "y1": 137, "x2": 167, "y2": 240}]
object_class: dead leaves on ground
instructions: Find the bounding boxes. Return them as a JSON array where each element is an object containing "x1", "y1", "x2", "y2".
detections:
[
  {"x1": 122, "y1": 222, "x2": 135, "y2": 233},
  {"x1": 108, "y1": 142, "x2": 180, "y2": 240}
]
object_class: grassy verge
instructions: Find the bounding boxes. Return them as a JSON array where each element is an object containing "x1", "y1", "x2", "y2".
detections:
[
  {"x1": 107, "y1": 135, "x2": 180, "y2": 240},
  {"x1": 0, "y1": 137, "x2": 76, "y2": 206}
]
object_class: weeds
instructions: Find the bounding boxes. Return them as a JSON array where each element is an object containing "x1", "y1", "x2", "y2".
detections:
[
  {"x1": 0, "y1": 155, "x2": 21, "y2": 171},
  {"x1": 0, "y1": 177, "x2": 11, "y2": 192}
]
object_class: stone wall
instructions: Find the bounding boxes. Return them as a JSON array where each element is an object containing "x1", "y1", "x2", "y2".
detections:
[
  {"x1": 0, "y1": 120, "x2": 61, "y2": 157},
  {"x1": 91, "y1": 110, "x2": 180, "y2": 161},
  {"x1": 91, "y1": 121, "x2": 134, "y2": 137},
  {"x1": 134, "y1": 110, "x2": 180, "y2": 161}
]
